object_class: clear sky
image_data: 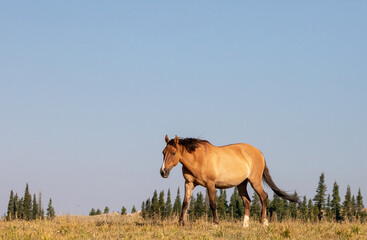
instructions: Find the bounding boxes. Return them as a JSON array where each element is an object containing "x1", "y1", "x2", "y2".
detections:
[{"x1": 1, "y1": 1, "x2": 366, "y2": 215}]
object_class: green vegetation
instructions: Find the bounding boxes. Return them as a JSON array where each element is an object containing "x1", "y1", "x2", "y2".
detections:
[
  {"x1": 23, "y1": 183, "x2": 32, "y2": 220},
  {"x1": 131, "y1": 206, "x2": 136, "y2": 213},
  {"x1": 313, "y1": 172, "x2": 327, "y2": 220},
  {"x1": 6, "y1": 184, "x2": 46, "y2": 220},
  {"x1": 5, "y1": 174, "x2": 367, "y2": 226},
  {"x1": 121, "y1": 206, "x2": 127, "y2": 215},
  {"x1": 46, "y1": 198, "x2": 56, "y2": 219},
  {"x1": 332, "y1": 181, "x2": 343, "y2": 222},
  {"x1": 141, "y1": 173, "x2": 366, "y2": 223},
  {"x1": 172, "y1": 188, "x2": 182, "y2": 216},
  {"x1": 2, "y1": 174, "x2": 367, "y2": 239}
]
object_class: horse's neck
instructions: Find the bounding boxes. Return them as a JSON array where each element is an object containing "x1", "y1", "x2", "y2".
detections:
[{"x1": 179, "y1": 152, "x2": 198, "y2": 174}]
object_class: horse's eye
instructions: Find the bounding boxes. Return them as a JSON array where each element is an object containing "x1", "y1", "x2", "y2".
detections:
[{"x1": 172, "y1": 152, "x2": 176, "y2": 156}]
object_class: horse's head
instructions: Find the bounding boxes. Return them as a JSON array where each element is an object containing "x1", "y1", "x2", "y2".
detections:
[{"x1": 160, "y1": 135, "x2": 180, "y2": 178}]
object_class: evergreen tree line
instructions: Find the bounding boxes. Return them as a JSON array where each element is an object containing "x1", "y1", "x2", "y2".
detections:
[
  {"x1": 89, "y1": 207, "x2": 104, "y2": 216},
  {"x1": 141, "y1": 173, "x2": 366, "y2": 222},
  {"x1": 120, "y1": 205, "x2": 137, "y2": 215},
  {"x1": 89, "y1": 205, "x2": 137, "y2": 216},
  {"x1": 6, "y1": 183, "x2": 55, "y2": 221}
]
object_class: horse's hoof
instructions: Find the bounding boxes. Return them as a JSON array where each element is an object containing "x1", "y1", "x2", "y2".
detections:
[
  {"x1": 242, "y1": 215, "x2": 249, "y2": 228},
  {"x1": 242, "y1": 222, "x2": 249, "y2": 228},
  {"x1": 212, "y1": 222, "x2": 219, "y2": 228}
]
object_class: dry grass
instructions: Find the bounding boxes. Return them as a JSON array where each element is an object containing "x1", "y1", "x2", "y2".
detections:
[{"x1": 1, "y1": 214, "x2": 366, "y2": 240}]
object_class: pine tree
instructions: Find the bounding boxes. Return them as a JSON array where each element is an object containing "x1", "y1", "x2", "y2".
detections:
[
  {"x1": 145, "y1": 198, "x2": 151, "y2": 218},
  {"x1": 228, "y1": 189, "x2": 236, "y2": 219},
  {"x1": 312, "y1": 203, "x2": 319, "y2": 222},
  {"x1": 282, "y1": 199, "x2": 290, "y2": 220},
  {"x1": 32, "y1": 194, "x2": 38, "y2": 220},
  {"x1": 188, "y1": 195, "x2": 196, "y2": 220},
  {"x1": 151, "y1": 190, "x2": 159, "y2": 217},
  {"x1": 131, "y1": 205, "x2": 136, "y2": 213},
  {"x1": 266, "y1": 198, "x2": 271, "y2": 220},
  {"x1": 223, "y1": 190, "x2": 228, "y2": 218},
  {"x1": 331, "y1": 181, "x2": 342, "y2": 222},
  {"x1": 288, "y1": 191, "x2": 298, "y2": 219},
  {"x1": 250, "y1": 191, "x2": 261, "y2": 220},
  {"x1": 38, "y1": 192, "x2": 44, "y2": 219},
  {"x1": 141, "y1": 202, "x2": 145, "y2": 218},
  {"x1": 326, "y1": 194, "x2": 331, "y2": 221},
  {"x1": 194, "y1": 192, "x2": 205, "y2": 219},
  {"x1": 121, "y1": 206, "x2": 127, "y2": 215},
  {"x1": 270, "y1": 194, "x2": 287, "y2": 221},
  {"x1": 351, "y1": 195, "x2": 357, "y2": 219},
  {"x1": 217, "y1": 189, "x2": 228, "y2": 219},
  {"x1": 14, "y1": 194, "x2": 22, "y2": 219},
  {"x1": 173, "y1": 188, "x2": 182, "y2": 216},
  {"x1": 307, "y1": 199, "x2": 314, "y2": 221},
  {"x1": 158, "y1": 191, "x2": 165, "y2": 218},
  {"x1": 104, "y1": 206, "x2": 109, "y2": 214},
  {"x1": 46, "y1": 198, "x2": 56, "y2": 219},
  {"x1": 343, "y1": 185, "x2": 352, "y2": 221},
  {"x1": 356, "y1": 188, "x2": 364, "y2": 216},
  {"x1": 23, "y1": 184, "x2": 32, "y2": 220},
  {"x1": 234, "y1": 188, "x2": 244, "y2": 219},
  {"x1": 7, "y1": 190, "x2": 14, "y2": 220},
  {"x1": 313, "y1": 172, "x2": 327, "y2": 220},
  {"x1": 269, "y1": 194, "x2": 278, "y2": 221},
  {"x1": 89, "y1": 208, "x2": 96, "y2": 216},
  {"x1": 96, "y1": 209, "x2": 101, "y2": 215},
  {"x1": 165, "y1": 189, "x2": 172, "y2": 217},
  {"x1": 300, "y1": 196, "x2": 308, "y2": 221}
]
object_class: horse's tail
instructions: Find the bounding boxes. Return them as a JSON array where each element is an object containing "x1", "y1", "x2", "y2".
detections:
[{"x1": 262, "y1": 163, "x2": 300, "y2": 203}]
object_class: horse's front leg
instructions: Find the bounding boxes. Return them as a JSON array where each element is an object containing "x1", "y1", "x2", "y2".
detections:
[
  {"x1": 207, "y1": 183, "x2": 219, "y2": 225},
  {"x1": 179, "y1": 181, "x2": 195, "y2": 226}
]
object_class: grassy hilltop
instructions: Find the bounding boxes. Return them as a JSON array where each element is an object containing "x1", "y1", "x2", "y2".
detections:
[{"x1": 1, "y1": 213, "x2": 366, "y2": 240}]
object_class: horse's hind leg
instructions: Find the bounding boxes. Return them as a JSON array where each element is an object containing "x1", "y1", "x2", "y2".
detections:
[
  {"x1": 250, "y1": 180, "x2": 269, "y2": 226},
  {"x1": 237, "y1": 179, "x2": 251, "y2": 228}
]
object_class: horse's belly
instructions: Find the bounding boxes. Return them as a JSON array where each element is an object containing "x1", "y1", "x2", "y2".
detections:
[
  {"x1": 214, "y1": 160, "x2": 250, "y2": 188},
  {"x1": 215, "y1": 177, "x2": 246, "y2": 189},
  {"x1": 215, "y1": 182, "x2": 239, "y2": 189},
  {"x1": 215, "y1": 170, "x2": 249, "y2": 189}
]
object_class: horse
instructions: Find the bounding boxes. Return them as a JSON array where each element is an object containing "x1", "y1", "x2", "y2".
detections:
[{"x1": 160, "y1": 135, "x2": 299, "y2": 227}]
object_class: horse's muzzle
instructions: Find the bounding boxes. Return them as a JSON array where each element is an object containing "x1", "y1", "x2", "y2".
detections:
[{"x1": 160, "y1": 168, "x2": 170, "y2": 178}]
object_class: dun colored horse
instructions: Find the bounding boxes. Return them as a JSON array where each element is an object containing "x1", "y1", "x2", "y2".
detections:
[{"x1": 160, "y1": 135, "x2": 299, "y2": 227}]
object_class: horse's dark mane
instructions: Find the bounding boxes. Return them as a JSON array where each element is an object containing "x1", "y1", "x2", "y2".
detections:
[{"x1": 168, "y1": 138, "x2": 209, "y2": 153}]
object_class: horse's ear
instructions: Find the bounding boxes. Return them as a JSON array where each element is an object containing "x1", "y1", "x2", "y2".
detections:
[
  {"x1": 174, "y1": 135, "x2": 179, "y2": 146},
  {"x1": 165, "y1": 135, "x2": 170, "y2": 144}
]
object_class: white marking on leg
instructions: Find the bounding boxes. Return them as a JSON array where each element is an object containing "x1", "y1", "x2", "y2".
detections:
[
  {"x1": 243, "y1": 215, "x2": 249, "y2": 228},
  {"x1": 262, "y1": 219, "x2": 269, "y2": 227}
]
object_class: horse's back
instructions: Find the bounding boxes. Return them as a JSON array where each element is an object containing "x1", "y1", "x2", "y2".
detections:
[
  {"x1": 217, "y1": 142, "x2": 264, "y2": 162},
  {"x1": 209, "y1": 143, "x2": 265, "y2": 188}
]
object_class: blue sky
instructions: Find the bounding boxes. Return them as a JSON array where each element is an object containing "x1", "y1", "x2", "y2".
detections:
[{"x1": 1, "y1": 1, "x2": 366, "y2": 215}]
